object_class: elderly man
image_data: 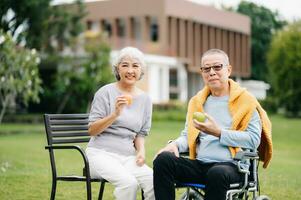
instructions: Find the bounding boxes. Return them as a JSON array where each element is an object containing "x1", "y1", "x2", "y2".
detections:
[{"x1": 153, "y1": 49, "x2": 272, "y2": 200}]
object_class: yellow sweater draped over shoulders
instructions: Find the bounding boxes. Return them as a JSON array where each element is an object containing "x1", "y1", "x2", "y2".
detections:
[{"x1": 187, "y1": 79, "x2": 272, "y2": 168}]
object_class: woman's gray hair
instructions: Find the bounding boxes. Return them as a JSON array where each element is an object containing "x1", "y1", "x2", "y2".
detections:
[
  {"x1": 201, "y1": 49, "x2": 230, "y2": 66},
  {"x1": 112, "y1": 46, "x2": 146, "y2": 81}
]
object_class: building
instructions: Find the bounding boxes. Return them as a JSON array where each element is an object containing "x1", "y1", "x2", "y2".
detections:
[
  {"x1": 83, "y1": 0, "x2": 251, "y2": 103},
  {"x1": 237, "y1": 79, "x2": 270, "y2": 100}
]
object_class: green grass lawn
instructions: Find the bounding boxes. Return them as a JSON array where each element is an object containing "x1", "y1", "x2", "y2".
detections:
[{"x1": 0, "y1": 115, "x2": 300, "y2": 199}]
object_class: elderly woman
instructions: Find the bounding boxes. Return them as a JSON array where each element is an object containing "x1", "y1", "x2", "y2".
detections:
[{"x1": 86, "y1": 47, "x2": 154, "y2": 200}]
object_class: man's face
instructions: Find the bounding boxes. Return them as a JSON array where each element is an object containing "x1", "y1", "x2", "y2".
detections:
[{"x1": 201, "y1": 53, "x2": 231, "y2": 90}]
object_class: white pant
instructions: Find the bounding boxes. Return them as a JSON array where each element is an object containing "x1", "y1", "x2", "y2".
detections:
[{"x1": 86, "y1": 147, "x2": 155, "y2": 200}]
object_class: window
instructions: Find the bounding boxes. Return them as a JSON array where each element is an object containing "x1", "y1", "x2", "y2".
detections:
[
  {"x1": 101, "y1": 19, "x2": 112, "y2": 37},
  {"x1": 150, "y1": 17, "x2": 159, "y2": 42},
  {"x1": 86, "y1": 20, "x2": 92, "y2": 30},
  {"x1": 169, "y1": 69, "x2": 178, "y2": 99},
  {"x1": 116, "y1": 18, "x2": 125, "y2": 37}
]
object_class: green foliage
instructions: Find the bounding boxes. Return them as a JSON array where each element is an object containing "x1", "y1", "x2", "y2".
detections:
[
  {"x1": 267, "y1": 21, "x2": 301, "y2": 117},
  {"x1": 153, "y1": 101, "x2": 187, "y2": 121},
  {"x1": 1, "y1": 0, "x2": 88, "y2": 114},
  {"x1": 54, "y1": 33, "x2": 113, "y2": 113},
  {"x1": 258, "y1": 96, "x2": 278, "y2": 114},
  {"x1": 152, "y1": 109, "x2": 186, "y2": 122},
  {"x1": 0, "y1": 30, "x2": 42, "y2": 123},
  {"x1": 236, "y1": 1, "x2": 286, "y2": 81},
  {"x1": 1, "y1": 114, "x2": 43, "y2": 124},
  {"x1": 0, "y1": 0, "x2": 86, "y2": 52}
]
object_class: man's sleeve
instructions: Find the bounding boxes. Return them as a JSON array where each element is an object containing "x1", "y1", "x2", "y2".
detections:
[
  {"x1": 174, "y1": 118, "x2": 189, "y2": 152},
  {"x1": 219, "y1": 110, "x2": 262, "y2": 149}
]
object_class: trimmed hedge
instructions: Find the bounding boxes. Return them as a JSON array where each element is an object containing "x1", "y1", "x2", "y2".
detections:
[{"x1": 2, "y1": 114, "x2": 44, "y2": 124}]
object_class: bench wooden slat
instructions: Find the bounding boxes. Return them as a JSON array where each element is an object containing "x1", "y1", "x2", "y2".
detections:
[
  {"x1": 52, "y1": 137, "x2": 90, "y2": 144},
  {"x1": 50, "y1": 119, "x2": 89, "y2": 125},
  {"x1": 48, "y1": 114, "x2": 89, "y2": 120},
  {"x1": 52, "y1": 132, "x2": 89, "y2": 137},
  {"x1": 51, "y1": 125, "x2": 88, "y2": 132}
]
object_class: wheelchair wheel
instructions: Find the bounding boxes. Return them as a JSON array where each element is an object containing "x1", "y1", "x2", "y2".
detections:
[
  {"x1": 255, "y1": 195, "x2": 270, "y2": 200},
  {"x1": 180, "y1": 189, "x2": 204, "y2": 200}
]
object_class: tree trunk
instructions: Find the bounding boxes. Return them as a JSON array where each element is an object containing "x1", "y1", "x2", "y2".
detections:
[
  {"x1": 0, "y1": 96, "x2": 9, "y2": 124},
  {"x1": 56, "y1": 91, "x2": 72, "y2": 114},
  {"x1": 86, "y1": 101, "x2": 91, "y2": 113}
]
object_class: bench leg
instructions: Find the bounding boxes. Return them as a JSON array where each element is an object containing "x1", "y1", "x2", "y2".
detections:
[
  {"x1": 98, "y1": 182, "x2": 106, "y2": 200},
  {"x1": 86, "y1": 181, "x2": 92, "y2": 200},
  {"x1": 50, "y1": 180, "x2": 57, "y2": 200},
  {"x1": 141, "y1": 189, "x2": 145, "y2": 200}
]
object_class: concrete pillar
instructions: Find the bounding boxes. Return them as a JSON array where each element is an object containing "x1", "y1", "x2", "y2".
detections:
[
  {"x1": 222, "y1": 30, "x2": 228, "y2": 53},
  {"x1": 125, "y1": 17, "x2": 133, "y2": 45},
  {"x1": 235, "y1": 33, "x2": 242, "y2": 75},
  {"x1": 110, "y1": 18, "x2": 118, "y2": 48},
  {"x1": 241, "y1": 34, "x2": 248, "y2": 76},
  {"x1": 202, "y1": 25, "x2": 208, "y2": 52},
  {"x1": 170, "y1": 17, "x2": 178, "y2": 56},
  {"x1": 194, "y1": 23, "x2": 201, "y2": 67},
  {"x1": 141, "y1": 16, "x2": 150, "y2": 45},
  {"x1": 209, "y1": 26, "x2": 215, "y2": 48},
  {"x1": 179, "y1": 19, "x2": 186, "y2": 58},
  {"x1": 229, "y1": 31, "x2": 235, "y2": 75},
  {"x1": 216, "y1": 28, "x2": 222, "y2": 49},
  {"x1": 187, "y1": 21, "x2": 194, "y2": 65}
]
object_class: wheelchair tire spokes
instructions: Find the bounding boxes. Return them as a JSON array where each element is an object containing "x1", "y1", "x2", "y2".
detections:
[{"x1": 180, "y1": 187, "x2": 205, "y2": 200}]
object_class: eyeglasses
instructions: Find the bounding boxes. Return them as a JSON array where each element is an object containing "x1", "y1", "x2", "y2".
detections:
[{"x1": 200, "y1": 64, "x2": 225, "y2": 73}]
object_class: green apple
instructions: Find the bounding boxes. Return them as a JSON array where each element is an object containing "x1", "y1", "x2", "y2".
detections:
[{"x1": 193, "y1": 112, "x2": 206, "y2": 123}]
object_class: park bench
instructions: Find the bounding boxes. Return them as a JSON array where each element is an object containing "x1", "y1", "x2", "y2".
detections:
[
  {"x1": 43, "y1": 113, "x2": 107, "y2": 200},
  {"x1": 44, "y1": 113, "x2": 145, "y2": 200}
]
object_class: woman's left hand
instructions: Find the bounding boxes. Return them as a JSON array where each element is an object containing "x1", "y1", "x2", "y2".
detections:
[{"x1": 136, "y1": 151, "x2": 145, "y2": 166}]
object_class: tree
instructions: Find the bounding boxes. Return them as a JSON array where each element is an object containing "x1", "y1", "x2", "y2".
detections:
[
  {"x1": 54, "y1": 32, "x2": 113, "y2": 113},
  {"x1": 267, "y1": 21, "x2": 301, "y2": 117},
  {"x1": 0, "y1": 30, "x2": 42, "y2": 123},
  {"x1": 235, "y1": 1, "x2": 286, "y2": 81},
  {"x1": 0, "y1": 0, "x2": 86, "y2": 52},
  {"x1": 1, "y1": 0, "x2": 87, "y2": 114}
]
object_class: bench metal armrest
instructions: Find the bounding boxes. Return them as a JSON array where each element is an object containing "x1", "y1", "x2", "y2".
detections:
[{"x1": 45, "y1": 145, "x2": 90, "y2": 175}]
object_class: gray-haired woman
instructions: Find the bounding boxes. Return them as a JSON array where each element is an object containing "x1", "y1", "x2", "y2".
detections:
[{"x1": 86, "y1": 47, "x2": 154, "y2": 200}]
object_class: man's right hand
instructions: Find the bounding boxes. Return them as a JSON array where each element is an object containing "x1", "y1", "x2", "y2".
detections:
[{"x1": 154, "y1": 142, "x2": 179, "y2": 160}]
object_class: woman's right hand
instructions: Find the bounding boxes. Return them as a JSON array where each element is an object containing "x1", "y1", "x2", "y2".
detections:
[
  {"x1": 114, "y1": 95, "x2": 129, "y2": 116},
  {"x1": 89, "y1": 95, "x2": 130, "y2": 136}
]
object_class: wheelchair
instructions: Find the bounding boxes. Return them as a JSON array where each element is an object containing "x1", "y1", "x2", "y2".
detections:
[{"x1": 175, "y1": 151, "x2": 270, "y2": 200}]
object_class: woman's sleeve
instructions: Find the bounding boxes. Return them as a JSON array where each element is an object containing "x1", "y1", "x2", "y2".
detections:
[
  {"x1": 89, "y1": 89, "x2": 109, "y2": 124},
  {"x1": 137, "y1": 96, "x2": 153, "y2": 137}
]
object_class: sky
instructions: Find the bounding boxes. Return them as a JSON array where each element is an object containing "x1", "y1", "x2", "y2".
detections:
[
  {"x1": 189, "y1": 0, "x2": 301, "y2": 21},
  {"x1": 52, "y1": 0, "x2": 301, "y2": 22}
]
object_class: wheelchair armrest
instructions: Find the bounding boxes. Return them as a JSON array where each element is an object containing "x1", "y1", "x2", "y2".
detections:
[
  {"x1": 179, "y1": 151, "x2": 189, "y2": 157},
  {"x1": 234, "y1": 151, "x2": 259, "y2": 161}
]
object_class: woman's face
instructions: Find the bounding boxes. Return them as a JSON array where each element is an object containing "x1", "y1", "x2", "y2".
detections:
[{"x1": 117, "y1": 56, "x2": 142, "y2": 86}]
